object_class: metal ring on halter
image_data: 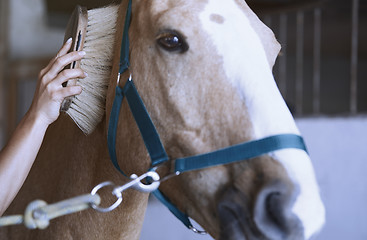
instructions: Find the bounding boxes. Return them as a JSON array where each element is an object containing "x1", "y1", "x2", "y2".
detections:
[
  {"x1": 152, "y1": 164, "x2": 181, "y2": 183},
  {"x1": 117, "y1": 69, "x2": 132, "y2": 86},
  {"x1": 158, "y1": 170, "x2": 181, "y2": 183},
  {"x1": 90, "y1": 182, "x2": 123, "y2": 213},
  {"x1": 190, "y1": 226, "x2": 207, "y2": 235},
  {"x1": 117, "y1": 73, "x2": 121, "y2": 85}
]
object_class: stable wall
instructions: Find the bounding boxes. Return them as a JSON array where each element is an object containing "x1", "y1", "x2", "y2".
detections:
[
  {"x1": 8, "y1": 0, "x2": 64, "y2": 60},
  {"x1": 297, "y1": 116, "x2": 367, "y2": 240}
]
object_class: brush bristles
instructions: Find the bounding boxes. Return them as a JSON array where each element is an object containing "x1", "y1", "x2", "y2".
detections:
[{"x1": 66, "y1": 5, "x2": 119, "y2": 135}]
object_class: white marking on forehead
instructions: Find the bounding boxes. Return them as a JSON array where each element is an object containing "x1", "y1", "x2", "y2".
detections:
[{"x1": 199, "y1": 0, "x2": 325, "y2": 238}]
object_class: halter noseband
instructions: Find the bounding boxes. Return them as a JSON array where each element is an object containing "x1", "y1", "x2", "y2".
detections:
[{"x1": 107, "y1": 0, "x2": 308, "y2": 232}]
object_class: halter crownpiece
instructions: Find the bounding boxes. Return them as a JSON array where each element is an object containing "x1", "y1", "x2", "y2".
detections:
[{"x1": 107, "y1": 0, "x2": 308, "y2": 233}]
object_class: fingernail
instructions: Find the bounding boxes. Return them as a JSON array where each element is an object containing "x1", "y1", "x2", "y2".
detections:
[
  {"x1": 79, "y1": 51, "x2": 86, "y2": 56},
  {"x1": 66, "y1": 38, "x2": 72, "y2": 43},
  {"x1": 84, "y1": 72, "x2": 88, "y2": 77}
]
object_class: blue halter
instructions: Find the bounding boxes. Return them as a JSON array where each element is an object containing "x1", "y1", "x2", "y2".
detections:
[{"x1": 108, "y1": 0, "x2": 308, "y2": 232}]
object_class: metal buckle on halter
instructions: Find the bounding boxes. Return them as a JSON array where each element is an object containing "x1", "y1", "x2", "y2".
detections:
[
  {"x1": 114, "y1": 171, "x2": 160, "y2": 193},
  {"x1": 190, "y1": 226, "x2": 207, "y2": 235},
  {"x1": 90, "y1": 171, "x2": 160, "y2": 213}
]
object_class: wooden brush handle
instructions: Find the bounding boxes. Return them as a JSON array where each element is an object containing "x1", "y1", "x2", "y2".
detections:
[{"x1": 60, "y1": 5, "x2": 88, "y2": 112}]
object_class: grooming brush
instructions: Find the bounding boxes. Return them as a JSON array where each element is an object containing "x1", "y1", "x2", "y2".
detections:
[
  {"x1": 60, "y1": 6, "x2": 88, "y2": 112},
  {"x1": 60, "y1": 5, "x2": 119, "y2": 135}
]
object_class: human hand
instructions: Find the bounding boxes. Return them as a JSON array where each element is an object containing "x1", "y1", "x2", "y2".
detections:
[{"x1": 28, "y1": 38, "x2": 87, "y2": 127}]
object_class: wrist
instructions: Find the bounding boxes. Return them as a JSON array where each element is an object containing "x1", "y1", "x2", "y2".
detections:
[{"x1": 22, "y1": 109, "x2": 50, "y2": 133}]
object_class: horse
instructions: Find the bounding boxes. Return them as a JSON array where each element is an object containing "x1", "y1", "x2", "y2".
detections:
[{"x1": 0, "y1": 0, "x2": 325, "y2": 239}]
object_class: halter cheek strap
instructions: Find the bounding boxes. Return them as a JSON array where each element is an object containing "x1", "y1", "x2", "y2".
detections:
[
  {"x1": 107, "y1": 0, "x2": 193, "y2": 228},
  {"x1": 108, "y1": 0, "x2": 308, "y2": 233},
  {"x1": 108, "y1": 78, "x2": 195, "y2": 230}
]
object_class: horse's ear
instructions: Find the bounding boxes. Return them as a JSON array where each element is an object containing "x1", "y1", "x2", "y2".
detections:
[{"x1": 242, "y1": 1, "x2": 281, "y2": 69}]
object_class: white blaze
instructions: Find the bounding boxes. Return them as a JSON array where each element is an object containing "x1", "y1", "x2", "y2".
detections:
[{"x1": 199, "y1": 0, "x2": 325, "y2": 238}]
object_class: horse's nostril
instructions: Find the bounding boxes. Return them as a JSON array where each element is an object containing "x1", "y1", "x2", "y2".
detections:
[
  {"x1": 266, "y1": 192, "x2": 285, "y2": 226},
  {"x1": 254, "y1": 181, "x2": 304, "y2": 240},
  {"x1": 217, "y1": 181, "x2": 305, "y2": 240}
]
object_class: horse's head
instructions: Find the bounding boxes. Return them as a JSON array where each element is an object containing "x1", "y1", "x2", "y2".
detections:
[{"x1": 107, "y1": 0, "x2": 325, "y2": 239}]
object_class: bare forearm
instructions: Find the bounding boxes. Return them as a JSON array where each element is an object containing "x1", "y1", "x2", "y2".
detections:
[
  {"x1": 0, "y1": 39, "x2": 85, "y2": 216},
  {"x1": 0, "y1": 111, "x2": 48, "y2": 215}
]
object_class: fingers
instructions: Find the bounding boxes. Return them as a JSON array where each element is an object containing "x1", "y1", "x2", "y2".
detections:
[
  {"x1": 46, "y1": 84, "x2": 82, "y2": 105},
  {"x1": 30, "y1": 39, "x2": 87, "y2": 126},
  {"x1": 57, "y1": 38, "x2": 74, "y2": 57},
  {"x1": 53, "y1": 68, "x2": 87, "y2": 87},
  {"x1": 43, "y1": 68, "x2": 86, "y2": 102},
  {"x1": 42, "y1": 51, "x2": 86, "y2": 85},
  {"x1": 40, "y1": 38, "x2": 73, "y2": 77},
  {"x1": 59, "y1": 85, "x2": 83, "y2": 99}
]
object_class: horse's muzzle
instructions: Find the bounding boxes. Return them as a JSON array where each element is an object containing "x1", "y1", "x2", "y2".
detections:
[{"x1": 217, "y1": 180, "x2": 304, "y2": 240}]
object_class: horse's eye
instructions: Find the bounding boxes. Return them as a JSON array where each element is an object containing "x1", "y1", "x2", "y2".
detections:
[{"x1": 156, "y1": 31, "x2": 189, "y2": 53}]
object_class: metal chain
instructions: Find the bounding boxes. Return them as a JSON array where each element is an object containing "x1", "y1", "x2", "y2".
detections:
[{"x1": 0, "y1": 171, "x2": 161, "y2": 229}]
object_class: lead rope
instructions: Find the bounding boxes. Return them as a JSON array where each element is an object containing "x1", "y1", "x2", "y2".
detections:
[{"x1": 0, "y1": 171, "x2": 160, "y2": 229}]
